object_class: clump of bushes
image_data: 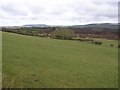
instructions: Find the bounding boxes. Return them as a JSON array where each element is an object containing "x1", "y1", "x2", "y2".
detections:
[
  {"x1": 92, "y1": 41, "x2": 102, "y2": 45},
  {"x1": 73, "y1": 38, "x2": 103, "y2": 45},
  {"x1": 73, "y1": 38, "x2": 94, "y2": 42},
  {"x1": 110, "y1": 44, "x2": 114, "y2": 47},
  {"x1": 50, "y1": 29, "x2": 75, "y2": 40}
]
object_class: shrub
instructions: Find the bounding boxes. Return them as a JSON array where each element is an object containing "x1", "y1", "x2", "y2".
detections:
[
  {"x1": 51, "y1": 29, "x2": 75, "y2": 40},
  {"x1": 92, "y1": 41, "x2": 102, "y2": 45},
  {"x1": 110, "y1": 44, "x2": 114, "y2": 47},
  {"x1": 79, "y1": 38, "x2": 94, "y2": 42}
]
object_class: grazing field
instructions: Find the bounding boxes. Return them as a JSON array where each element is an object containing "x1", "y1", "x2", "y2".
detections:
[{"x1": 2, "y1": 32, "x2": 118, "y2": 88}]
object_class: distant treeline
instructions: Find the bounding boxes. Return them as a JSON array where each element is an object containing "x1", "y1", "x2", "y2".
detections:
[
  {"x1": 1, "y1": 26, "x2": 118, "y2": 40},
  {"x1": 69, "y1": 27, "x2": 118, "y2": 40}
]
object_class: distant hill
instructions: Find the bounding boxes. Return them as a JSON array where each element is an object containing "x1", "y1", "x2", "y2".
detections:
[
  {"x1": 23, "y1": 24, "x2": 49, "y2": 27},
  {"x1": 22, "y1": 23, "x2": 118, "y2": 30},
  {"x1": 71, "y1": 23, "x2": 118, "y2": 30}
]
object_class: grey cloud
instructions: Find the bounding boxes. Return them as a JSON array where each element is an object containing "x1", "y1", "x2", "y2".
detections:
[
  {"x1": 73, "y1": 1, "x2": 117, "y2": 17},
  {"x1": 0, "y1": 0, "x2": 118, "y2": 26},
  {"x1": 0, "y1": 4, "x2": 28, "y2": 16}
]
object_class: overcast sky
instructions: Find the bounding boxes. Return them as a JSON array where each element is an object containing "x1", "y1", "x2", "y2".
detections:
[{"x1": 0, "y1": 0, "x2": 119, "y2": 26}]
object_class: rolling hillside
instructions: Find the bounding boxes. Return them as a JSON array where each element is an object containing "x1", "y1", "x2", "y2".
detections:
[{"x1": 2, "y1": 32, "x2": 118, "y2": 88}]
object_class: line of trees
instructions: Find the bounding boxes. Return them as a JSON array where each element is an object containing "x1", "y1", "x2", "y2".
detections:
[
  {"x1": 1, "y1": 26, "x2": 118, "y2": 40},
  {"x1": 2, "y1": 26, "x2": 119, "y2": 47}
]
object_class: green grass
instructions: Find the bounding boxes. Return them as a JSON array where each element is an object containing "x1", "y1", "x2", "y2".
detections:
[{"x1": 2, "y1": 32, "x2": 118, "y2": 88}]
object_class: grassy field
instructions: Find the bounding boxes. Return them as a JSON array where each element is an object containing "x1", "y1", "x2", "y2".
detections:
[{"x1": 2, "y1": 32, "x2": 118, "y2": 88}]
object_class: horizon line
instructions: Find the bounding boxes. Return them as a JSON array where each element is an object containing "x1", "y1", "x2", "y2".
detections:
[{"x1": 0, "y1": 22, "x2": 118, "y2": 27}]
